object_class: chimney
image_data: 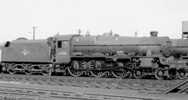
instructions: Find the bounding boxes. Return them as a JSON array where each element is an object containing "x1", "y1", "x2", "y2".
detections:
[{"x1": 150, "y1": 31, "x2": 158, "y2": 37}]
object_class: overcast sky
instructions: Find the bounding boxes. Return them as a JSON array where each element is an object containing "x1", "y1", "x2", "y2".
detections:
[{"x1": 0, "y1": 0, "x2": 188, "y2": 42}]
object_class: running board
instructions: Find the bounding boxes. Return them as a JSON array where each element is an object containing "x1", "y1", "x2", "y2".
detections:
[{"x1": 165, "y1": 78, "x2": 188, "y2": 94}]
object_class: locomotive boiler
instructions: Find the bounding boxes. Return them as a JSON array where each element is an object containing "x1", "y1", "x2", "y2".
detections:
[{"x1": 69, "y1": 32, "x2": 174, "y2": 79}]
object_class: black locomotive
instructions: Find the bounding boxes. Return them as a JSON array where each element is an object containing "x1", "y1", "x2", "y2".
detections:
[{"x1": 0, "y1": 31, "x2": 188, "y2": 80}]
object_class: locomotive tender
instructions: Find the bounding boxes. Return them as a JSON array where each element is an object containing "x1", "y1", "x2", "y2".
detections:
[{"x1": 0, "y1": 31, "x2": 188, "y2": 80}]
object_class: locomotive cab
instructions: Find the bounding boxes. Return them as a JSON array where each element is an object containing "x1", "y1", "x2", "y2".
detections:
[{"x1": 53, "y1": 35, "x2": 72, "y2": 64}]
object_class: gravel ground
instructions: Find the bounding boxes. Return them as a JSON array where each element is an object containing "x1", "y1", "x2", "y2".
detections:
[
  {"x1": 0, "y1": 74, "x2": 187, "y2": 100},
  {"x1": 0, "y1": 74, "x2": 182, "y2": 94}
]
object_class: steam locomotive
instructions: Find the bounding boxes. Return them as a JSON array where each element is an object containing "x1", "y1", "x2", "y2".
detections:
[{"x1": 0, "y1": 31, "x2": 188, "y2": 80}]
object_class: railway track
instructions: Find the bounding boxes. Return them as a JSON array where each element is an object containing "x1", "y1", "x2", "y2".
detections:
[
  {"x1": 0, "y1": 73, "x2": 181, "y2": 93},
  {"x1": 0, "y1": 73, "x2": 186, "y2": 100},
  {"x1": 0, "y1": 84, "x2": 133, "y2": 100},
  {"x1": 0, "y1": 82, "x2": 166, "y2": 100}
]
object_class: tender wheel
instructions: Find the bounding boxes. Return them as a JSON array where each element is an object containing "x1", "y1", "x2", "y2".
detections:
[
  {"x1": 42, "y1": 67, "x2": 52, "y2": 76},
  {"x1": 177, "y1": 69, "x2": 186, "y2": 79},
  {"x1": 8, "y1": 64, "x2": 24, "y2": 74},
  {"x1": 8, "y1": 69, "x2": 16, "y2": 75},
  {"x1": 42, "y1": 71, "x2": 50, "y2": 76},
  {"x1": 133, "y1": 69, "x2": 143, "y2": 79},
  {"x1": 155, "y1": 68, "x2": 166, "y2": 80},
  {"x1": 25, "y1": 70, "x2": 31, "y2": 75},
  {"x1": 111, "y1": 69, "x2": 129, "y2": 79},
  {"x1": 67, "y1": 61, "x2": 82, "y2": 77}
]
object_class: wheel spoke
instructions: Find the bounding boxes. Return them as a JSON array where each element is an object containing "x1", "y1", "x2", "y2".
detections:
[
  {"x1": 68, "y1": 61, "x2": 82, "y2": 77},
  {"x1": 133, "y1": 70, "x2": 143, "y2": 79},
  {"x1": 155, "y1": 68, "x2": 165, "y2": 80}
]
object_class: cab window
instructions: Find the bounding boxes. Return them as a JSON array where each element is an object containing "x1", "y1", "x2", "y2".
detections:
[{"x1": 57, "y1": 41, "x2": 62, "y2": 48}]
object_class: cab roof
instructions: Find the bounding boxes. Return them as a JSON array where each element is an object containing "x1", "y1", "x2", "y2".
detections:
[
  {"x1": 12, "y1": 39, "x2": 47, "y2": 44},
  {"x1": 54, "y1": 34, "x2": 79, "y2": 40}
]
